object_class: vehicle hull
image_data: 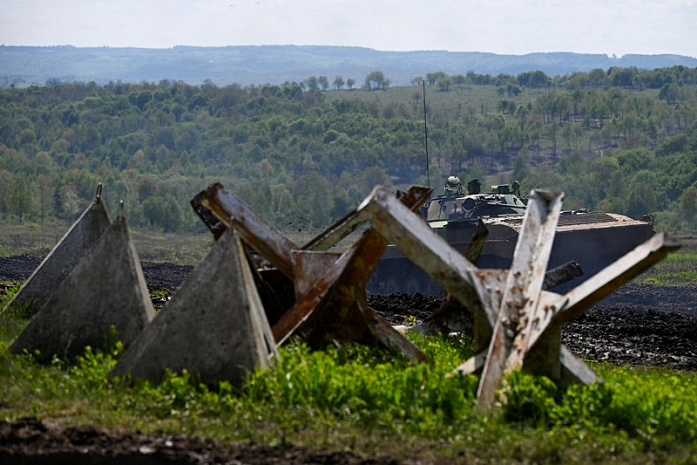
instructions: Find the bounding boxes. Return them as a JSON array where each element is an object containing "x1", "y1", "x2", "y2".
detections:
[{"x1": 367, "y1": 211, "x2": 655, "y2": 295}]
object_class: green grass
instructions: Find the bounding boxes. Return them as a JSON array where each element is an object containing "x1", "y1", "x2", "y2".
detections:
[
  {"x1": 326, "y1": 84, "x2": 511, "y2": 117},
  {"x1": 0, "y1": 219, "x2": 337, "y2": 265},
  {"x1": 0, "y1": 219, "x2": 212, "y2": 266},
  {"x1": 1, "y1": 280, "x2": 695, "y2": 463},
  {"x1": 637, "y1": 236, "x2": 697, "y2": 285},
  {"x1": 638, "y1": 251, "x2": 697, "y2": 286}
]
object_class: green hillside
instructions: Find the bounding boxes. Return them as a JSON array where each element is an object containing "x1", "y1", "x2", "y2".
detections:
[{"x1": 1, "y1": 66, "x2": 696, "y2": 247}]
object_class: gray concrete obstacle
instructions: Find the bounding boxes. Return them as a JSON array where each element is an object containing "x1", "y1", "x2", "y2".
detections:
[
  {"x1": 10, "y1": 212, "x2": 154, "y2": 361},
  {"x1": 111, "y1": 228, "x2": 278, "y2": 388},
  {"x1": 4, "y1": 185, "x2": 111, "y2": 314}
]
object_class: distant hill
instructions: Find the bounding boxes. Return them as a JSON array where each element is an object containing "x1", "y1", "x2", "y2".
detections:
[{"x1": 2, "y1": 45, "x2": 696, "y2": 87}]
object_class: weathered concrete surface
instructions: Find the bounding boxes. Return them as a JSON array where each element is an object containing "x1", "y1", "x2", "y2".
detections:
[
  {"x1": 111, "y1": 229, "x2": 277, "y2": 387},
  {"x1": 10, "y1": 214, "x2": 154, "y2": 361},
  {"x1": 4, "y1": 195, "x2": 111, "y2": 314}
]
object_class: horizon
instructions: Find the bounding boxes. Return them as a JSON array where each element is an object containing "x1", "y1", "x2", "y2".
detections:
[
  {"x1": 2, "y1": 44, "x2": 693, "y2": 62},
  {"x1": 1, "y1": 1, "x2": 695, "y2": 59}
]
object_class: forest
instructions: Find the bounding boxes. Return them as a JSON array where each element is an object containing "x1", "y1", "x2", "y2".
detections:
[{"x1": 1, "y1": 65, "x2": 697, "y2": 236}]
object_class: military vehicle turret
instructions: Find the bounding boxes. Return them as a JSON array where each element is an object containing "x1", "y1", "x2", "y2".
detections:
[{"x1": 367, "y1": 176, "x2": 656, "y2": 295}]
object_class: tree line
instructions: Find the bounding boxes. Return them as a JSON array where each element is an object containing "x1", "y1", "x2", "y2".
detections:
[
  {"x1": 0, "y1": 65, "x2": 696, "y2": 235},
  {"x1": 411, "y1": 65, "x2": 697, "y2": 95}
]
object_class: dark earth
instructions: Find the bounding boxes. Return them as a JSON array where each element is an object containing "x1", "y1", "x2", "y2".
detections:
[{"x1": 1, "y1": 254, "x2": 696, "y2": 464}]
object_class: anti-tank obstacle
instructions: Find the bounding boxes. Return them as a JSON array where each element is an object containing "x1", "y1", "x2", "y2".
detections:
[
  {"x1": 4, "y1": 184, "x2": 111, "y2": 315},
  {"x1": 9, "y1": 199, "x2": 154, "y2": 361},
  {"x1": 194, "y1": 182, "x2": 678, "y2": 408},
  {"x1": 192, "y1": 182, "x2": 433, "y2": 362}
]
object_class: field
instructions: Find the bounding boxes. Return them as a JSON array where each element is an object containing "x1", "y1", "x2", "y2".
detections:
[{"x1": 1, "y1": 218, "x2": 695, "y2": 283}]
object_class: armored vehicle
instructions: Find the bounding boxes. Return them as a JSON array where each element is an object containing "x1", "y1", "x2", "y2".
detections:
[{"x1": 367, "y1": 177, "x2": 656, "y2": 295}]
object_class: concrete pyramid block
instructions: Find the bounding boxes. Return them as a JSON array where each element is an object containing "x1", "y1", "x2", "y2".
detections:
[
  {"x1": 4, "y1": 190, "x2": 111, "y2": 314},
  {"x1": 10, "y1": 213, "x2": 154, "y2": 361},
  {"x1": 111, "y1": 229, "x2": 278, "y2": 387}
]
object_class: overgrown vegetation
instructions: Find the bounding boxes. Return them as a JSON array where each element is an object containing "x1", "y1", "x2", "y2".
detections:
[{"x1": 1, "y1": 65, "x2": 696, "y2": 239}]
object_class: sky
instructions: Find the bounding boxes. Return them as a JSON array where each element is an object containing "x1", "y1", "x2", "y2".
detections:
[{"x1": 1, "y1": 0, "x2": 696, "y2": 58}]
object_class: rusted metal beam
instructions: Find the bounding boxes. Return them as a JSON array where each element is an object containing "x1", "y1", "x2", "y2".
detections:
[
  {"x1": 300, "y1": 230, "x2": 428, "y2": 362},
  {"x1": 271, "y1": 187, "x2": 431, "y2": 362},
  {"x1": 197, "y1": 182, "x2": 298, "y2": 279},
  {"x1": 190, "y1": 191, "x2": 227, "y2": 240},
  {"x1": 302, "y1": 186, "x2": 432, "y2": 252},
  {"x1": 271, "y1": 250, "x2": 351, "y2": 345},
  {"x1": 195, "y1": 183, "x2": 429, "y2": 361}
]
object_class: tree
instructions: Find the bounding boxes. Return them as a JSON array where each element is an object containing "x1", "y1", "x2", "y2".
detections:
[
  {"x1": 34, "y1": 151, "x2": 54, "y2": 175},
  {"x1": 680, "y1": 186, "x2": 697, "y2": 229},
  {"x1": 292, "y1": 172, "x2": 331, "y2": 228},
  {"x1": 609, "y1": 66, "x2": 638, "y2": 87},
  {"x1": 363, "y1": 71, "x2": 388, "y2": 91},
  {"x1": 658, "y1": 83, "x2": 680, "y2": 104},
  {"x1": 57, "y1": 184, "x2": 81, "y2": 220},
  {"x1": 628, "y1": 183, "x2": 657, "y2": 218},
  {"x1": 512, "y1": 150, "x2": 531, "y2": 184},
  {"x1": 318, "y1": 75, "x2": 329, "y2": 92},
  {"x1": 305, "y1": 76, "x2": 319, "y2": 92},
  {"x1": 8, "y1": 173, "x2": 36, "y2": 222},
  {"x1": 36, "y1": 174, "x2": 54, "y2": 223},
  {"x1": 346, "y1": 78, "x2": 356, "y2": 90},
  {"x1": 425, "y1": 71, "x2": 446, "y2": 85},
  {"x1": 507, "y1": 84, "x2": 522, "y2": 96},
  {"x1": 333, "y1": 75, "x2": 345, "y2": 90},
  {"x1": 0, "y1": 170, "x2": 10, "y2": 217},
  {"x1": 546, "y1": 122, "x2": 559, "y2": 156},
  {"x1": 135, "y1": 90, "x2": 153, "y2": 110},
  {"x1": 188, "y1": 93, "x2": 210, "y2": 110},
  {"x1": 517, "y1": 70, "x2": 549, "y2": 91},
  {"x1": 588, "y1": 68, "x2": 607, "y2": 88},
  {"x1": 438, "y1": 77, "x2": 453, "y2": 92}
]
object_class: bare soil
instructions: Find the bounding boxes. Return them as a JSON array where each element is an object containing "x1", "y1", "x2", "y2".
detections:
[{"x1": 2, "y1": 255, "x2": 696, "y2": 464}]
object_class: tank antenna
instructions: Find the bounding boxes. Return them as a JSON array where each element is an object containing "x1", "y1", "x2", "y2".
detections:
[{"x1": 422, "y1": 80, "x2": 430, "y2": 189}]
